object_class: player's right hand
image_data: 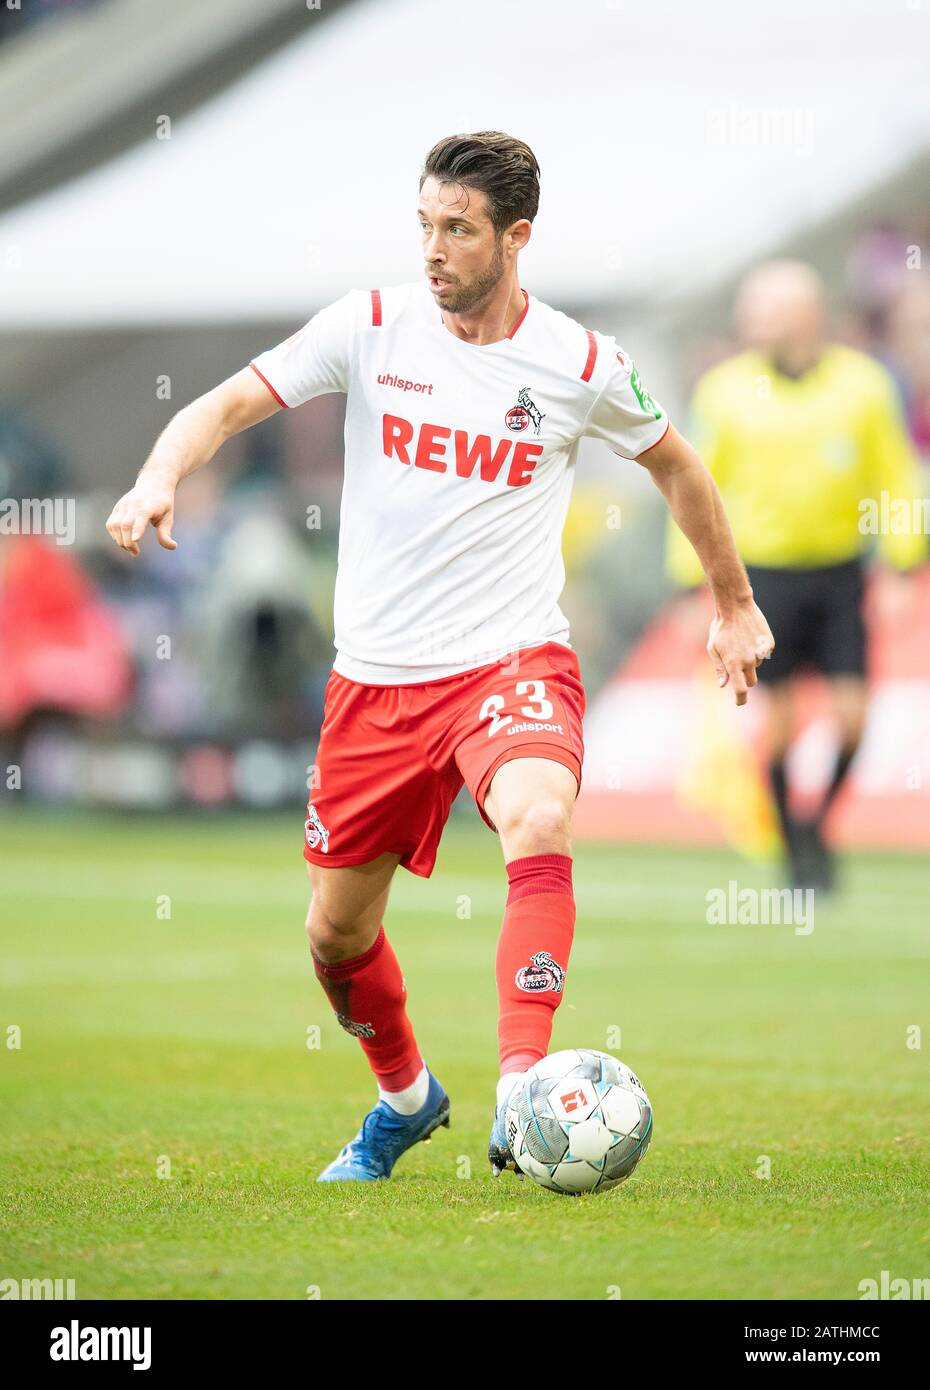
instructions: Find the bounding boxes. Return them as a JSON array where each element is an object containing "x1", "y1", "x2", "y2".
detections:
[
  {"x1": 706, "y1": 598, "x2": 774, "y2": 707},
  {"x1": 106, "y1": 480, "x2": 178, "y2": 557}
]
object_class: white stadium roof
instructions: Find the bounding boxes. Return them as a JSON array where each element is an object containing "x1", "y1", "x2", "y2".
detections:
[{"x1": 1, "y1": 0, "x2": 928, "y2": 328}]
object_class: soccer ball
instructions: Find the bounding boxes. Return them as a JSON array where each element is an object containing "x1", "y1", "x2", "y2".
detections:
[{"x1": 506, "y1": 1048, "x2": 653, "y2": 1195}]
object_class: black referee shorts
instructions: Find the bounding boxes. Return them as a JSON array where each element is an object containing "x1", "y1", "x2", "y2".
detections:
[{"x1": 746, "y1": 555, "x2": 867, "y2": 684}]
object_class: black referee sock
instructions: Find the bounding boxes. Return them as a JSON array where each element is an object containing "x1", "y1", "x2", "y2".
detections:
[
  {"x1": 769, "y1": 759, "x2": 791, "y2": 839},
  {"x1": 815, "y1": 744, "x2": 857, "y2": 827}
]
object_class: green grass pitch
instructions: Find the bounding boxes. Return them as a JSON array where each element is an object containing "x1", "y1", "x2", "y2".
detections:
[{"x1": 1, "y1": 809, "x2": 928, "y2": 1300}]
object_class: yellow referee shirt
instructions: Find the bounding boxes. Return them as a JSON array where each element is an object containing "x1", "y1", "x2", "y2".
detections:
[{"x1": 666, "y1": 345, "x2": 927, "y2": 586}]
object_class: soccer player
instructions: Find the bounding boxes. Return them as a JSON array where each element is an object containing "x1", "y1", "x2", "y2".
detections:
[
  {"x1": 667, "y1": 260, "x2": 926, "y2": 891},
  {"x1": 106, "y1": 132, "x2": 773, "y2": 1182}
]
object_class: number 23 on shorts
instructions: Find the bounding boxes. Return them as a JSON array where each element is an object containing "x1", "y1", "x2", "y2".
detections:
[{"x1": 479, "y1": 679, "x2": 556, "y2": 737}]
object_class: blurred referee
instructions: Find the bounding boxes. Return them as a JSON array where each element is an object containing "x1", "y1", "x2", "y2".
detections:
[{"x1": 668, "y1": 260, "x2": 927, "y2": 890}]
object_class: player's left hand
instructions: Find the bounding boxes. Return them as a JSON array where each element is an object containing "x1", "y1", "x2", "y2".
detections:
[{"x1": 707, "y1": 600, "x2": 774, "y2": 706}]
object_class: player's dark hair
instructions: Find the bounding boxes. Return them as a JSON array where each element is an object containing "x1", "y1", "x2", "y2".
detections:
[{"x1": 420, "y1": 132, "x2": 540, "y2": 237}]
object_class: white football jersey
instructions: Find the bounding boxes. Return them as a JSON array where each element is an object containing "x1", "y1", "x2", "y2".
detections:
[{"x1": 249, "y1": 281, "x2": 669, "y2": 684}]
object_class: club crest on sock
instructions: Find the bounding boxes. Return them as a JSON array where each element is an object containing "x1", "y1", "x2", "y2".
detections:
[
  {"x1": 514, "y1": 950, "x2": 565, "y2": 993},
  {"x1": 336, "y1": 1013, "x2": 376, "y2": 1038}
]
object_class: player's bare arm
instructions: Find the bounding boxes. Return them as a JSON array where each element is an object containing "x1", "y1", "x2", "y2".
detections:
[
  {"x1": 105, "y1": 366, "x2": 281, "y2": 556},
  {"x1": 638, "y1": 422, "x2": 774, "y2": 705}
]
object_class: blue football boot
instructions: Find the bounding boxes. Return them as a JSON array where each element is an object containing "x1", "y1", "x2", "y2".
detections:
[
  {"x1": 317, "y1": 1069, "x2": 450, "y2": 1182},
  {"x1": 488, "y1": 1081, "x2": 525, "y2": 1179}
]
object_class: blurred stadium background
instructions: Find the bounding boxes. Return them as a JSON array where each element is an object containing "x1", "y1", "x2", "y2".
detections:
[{"x1": 0, "y1": 0, "x2": 928, "y2": 847}]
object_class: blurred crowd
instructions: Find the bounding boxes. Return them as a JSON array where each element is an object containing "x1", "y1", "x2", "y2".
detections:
[
  {"x1": 0, "y1": 0, "x2": 104, "y2": 47},
  {"x1": 841, "y1": 222, "x2": 930, "y2": 453},
  {"x1": 0, "y1": 403, "x2": 346, "y2": 806}
]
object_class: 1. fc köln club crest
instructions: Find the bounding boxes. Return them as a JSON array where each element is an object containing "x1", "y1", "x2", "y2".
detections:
[
  {"x1": 515, "y1": 951, "x2": 565, "y2": 993},
  {"x1": 305, "y1": 804, "x2": 330, "y2": 853},
  {"x1": 505, "y1": 386, "x2": 545, "y2": 436}
]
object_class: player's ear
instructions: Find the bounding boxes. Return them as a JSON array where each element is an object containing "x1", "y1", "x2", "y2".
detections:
[{"x1": 507, "y1": 218, "x2": 532, "y2": 254}]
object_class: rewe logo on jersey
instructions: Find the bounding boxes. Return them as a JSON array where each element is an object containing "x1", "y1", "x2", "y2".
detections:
[{"x1": 382, "y1": 414, "x2": 544, "y2": 489}]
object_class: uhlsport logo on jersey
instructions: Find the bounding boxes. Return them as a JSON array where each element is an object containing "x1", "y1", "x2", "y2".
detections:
[
  {"x1": 515, "y1": 950, "x2": 565, "y2": 993},
  {"x1": 305, "y1": 804, "x2": 330, "y2": 853},
  {"x1": 506, "y1": 386, "x2": 545, "y2": 436}
]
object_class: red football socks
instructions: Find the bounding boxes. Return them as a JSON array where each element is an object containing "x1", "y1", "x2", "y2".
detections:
[
  {"x1": 312, "y1": 855, "x2": 575, "y2": 1093},
  {"x1": 312, "y1": 926, "x2": 424, "y2": 1092},
  {"x1": 496, "y1": 853, "x2": 575, "y2": 1076}
]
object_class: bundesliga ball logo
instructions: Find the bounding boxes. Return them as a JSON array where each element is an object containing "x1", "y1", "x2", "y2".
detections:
[{"x1": 505, "y1": 405, "x2": 530, "y2": 432}]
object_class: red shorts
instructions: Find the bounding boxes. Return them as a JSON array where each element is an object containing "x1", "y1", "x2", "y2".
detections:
[{"x1": 303, "y1": 641, "x2": 586, "y2": 878}]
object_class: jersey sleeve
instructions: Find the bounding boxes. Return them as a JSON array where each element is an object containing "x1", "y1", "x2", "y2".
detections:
[
  {"x1": 862, "y1": 366, "x2": 928, "y2": 571},
  {"x1": 581, "y1": 336, "x2": 670, "y2": 459},
  {"x1": 249, "y1": 289, "x2": 361, "y2": 408}
]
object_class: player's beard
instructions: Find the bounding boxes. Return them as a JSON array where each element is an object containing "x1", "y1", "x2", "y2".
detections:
[{"x1": 434, "y1": 238, "x2": 505, "y2": 314}]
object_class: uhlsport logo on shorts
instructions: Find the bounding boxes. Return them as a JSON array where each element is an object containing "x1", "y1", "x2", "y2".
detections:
[
  {"x1": 515, "y1": 950, "x2": 564, "y2": 993},
  {"x1": 305, "y1": 804, "x2": 330, "y2": 853}
]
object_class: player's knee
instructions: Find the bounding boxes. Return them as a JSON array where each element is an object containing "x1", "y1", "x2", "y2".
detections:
[
  {"x1": 304, "y1": 897, "x2": 365, "y2": 956},
  {"x1": 497, "y1": 797, "x2": 571, "y2": 853}
]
